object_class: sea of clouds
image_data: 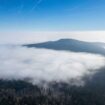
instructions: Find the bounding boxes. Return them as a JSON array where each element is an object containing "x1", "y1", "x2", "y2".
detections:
[{"x1": 0, "y1": 45, "x2": 105, "y2": 86}]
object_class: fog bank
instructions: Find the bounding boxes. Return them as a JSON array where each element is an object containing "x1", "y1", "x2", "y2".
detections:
[{"x1": 0, "y1": 45, "x2": 105, "y2": 85}]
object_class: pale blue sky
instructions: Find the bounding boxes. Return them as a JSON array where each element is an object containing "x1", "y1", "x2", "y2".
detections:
[
  {"x1": 0, "y1": 0, "x2": 105, "y2": 44},
  {"x1": 0, "y1": 0, "x2": 105, "y2": 31}
]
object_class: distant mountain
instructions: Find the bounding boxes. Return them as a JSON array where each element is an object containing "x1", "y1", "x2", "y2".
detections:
[{"x1": 24, "y1": 39, "x2": 105, "y2": 56}]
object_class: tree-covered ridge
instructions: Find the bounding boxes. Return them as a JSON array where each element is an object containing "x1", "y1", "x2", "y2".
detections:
[
  {"x1": 0, "y1": 74, "x2": 105, "y2": 105},
  {"x1": 24, "y1": 39, "x2": 105, "y2": 56}
]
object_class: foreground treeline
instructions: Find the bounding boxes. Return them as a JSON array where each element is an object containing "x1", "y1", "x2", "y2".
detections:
[
  {"x1": 0, "y1": 68, "x2": 105, "y2": 105},
  {"x1": 0, "y1": 77, "x2": 105, "y2": 105}
]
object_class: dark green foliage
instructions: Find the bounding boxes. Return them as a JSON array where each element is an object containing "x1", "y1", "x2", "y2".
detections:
[
  {"x1": 0, "y1": 78, "x2": 105, "y2": 105},
  {"x1": 0, "y1": 68, "x2": 105, "y2": 105}
]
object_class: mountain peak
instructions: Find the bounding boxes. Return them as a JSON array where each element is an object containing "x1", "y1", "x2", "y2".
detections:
[{"x1": 57, "y1": 38, "x2": 78, "y2": 42}]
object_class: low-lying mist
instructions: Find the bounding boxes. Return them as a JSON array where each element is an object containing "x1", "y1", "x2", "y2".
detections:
[{"x1": 0, "y1": 45, "x2": 105, "y2": 86}]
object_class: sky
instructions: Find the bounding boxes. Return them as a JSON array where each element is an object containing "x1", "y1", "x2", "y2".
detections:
[{"x1": 0, "y1": 0, "x2": 105, "y2": 44}]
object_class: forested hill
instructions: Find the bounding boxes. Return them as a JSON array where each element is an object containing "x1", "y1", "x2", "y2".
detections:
[
  {"x1": 0, "y1": 67, "x2": 105, "y2": 105},
  {"x1": 24, "y1": 39, "x2": 105, "y2": 56}
]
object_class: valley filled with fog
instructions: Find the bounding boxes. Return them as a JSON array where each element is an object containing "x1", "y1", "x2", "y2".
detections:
[
  {"x1": 0, "y1": 39, "x2": 105, "y2": 86},
  {"x1": 0, "y1": 39, "x2": 105, "y2": 105}
]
